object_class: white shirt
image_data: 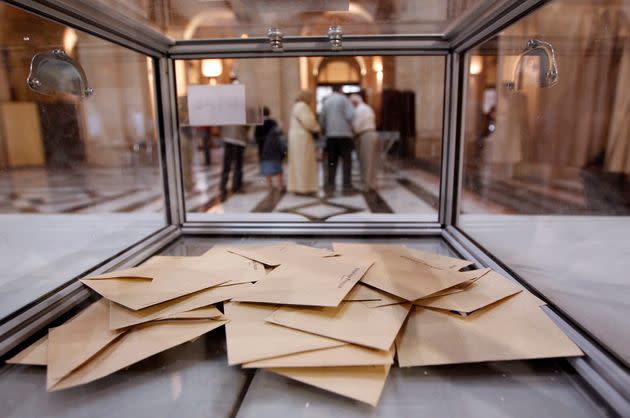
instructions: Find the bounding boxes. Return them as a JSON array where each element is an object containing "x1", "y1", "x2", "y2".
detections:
[{"x1": 352, "y1": 102, "x2": 376, "y2": 134}]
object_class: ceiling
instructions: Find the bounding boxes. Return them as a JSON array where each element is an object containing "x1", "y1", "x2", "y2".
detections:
[{"x1": 96, "y1": 0, "x2": 490, "y2": 40}]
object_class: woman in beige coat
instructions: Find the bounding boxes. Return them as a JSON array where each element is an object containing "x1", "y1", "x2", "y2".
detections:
[{"x1": 287, "y1": 90, "x2": 321, "y2": 194}]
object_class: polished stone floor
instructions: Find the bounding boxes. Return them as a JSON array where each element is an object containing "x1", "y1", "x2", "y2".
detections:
[{"x1": 4, "y1": 149, "x2": 625, "y2": 222}]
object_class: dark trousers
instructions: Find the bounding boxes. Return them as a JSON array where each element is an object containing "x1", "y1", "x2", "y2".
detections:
[
  {"x1": 202, "y1": 131, "x2": 211, "y2": 166},
  {"x1": 220, "y1": 143, "x2": 244, "y2": 194},
  {"x1": 326, "y1": 136, "x2": 354, "y2": 189}
]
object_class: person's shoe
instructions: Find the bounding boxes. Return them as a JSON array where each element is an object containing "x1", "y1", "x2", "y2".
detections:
[{"x1": 220, "y1": 191, "x2": 228, "y2": 202}]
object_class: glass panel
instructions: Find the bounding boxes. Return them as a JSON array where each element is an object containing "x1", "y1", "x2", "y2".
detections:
[
  {"x1": 89, "y1": 0, "x2": 488, "y2": 39},
  {"x1": 458, "y1": 0, "x2": 630, "y2": 365},
  {"x1": 0, "y1": 3, "x2": 166, "y2": 319},
  {"x1": 175, "y1": 55, "x2": 445, "y2": 222}
]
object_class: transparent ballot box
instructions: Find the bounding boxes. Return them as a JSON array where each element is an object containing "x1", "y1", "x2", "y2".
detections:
[{"x1": 0, "y1": 1, "x2": 628, "y2": 417}]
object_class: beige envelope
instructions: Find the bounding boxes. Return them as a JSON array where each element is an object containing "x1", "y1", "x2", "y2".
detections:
[
  {"x1": 81, "y1": 253, "x2": 236, "y2": 310},
  {"x1": 359, "y1": 280, "x2": 482, "y2": 308},
  {"x1": 227, "y1": 242, "x2": 337, "y2": 267},
  {"x1": 231, "y1": 257, "x2": 373, "y2": 307},
  {"x1": 9, "y1": 309, "x2": 223, "y2": 369},
  {"x1": 267, "y1": 301, "x2": 411, "y2": 351},
  {"x1": 162, "y1": 305, "x2": 223, "y2": 320},
  {"x1": 359, "y1": 286, "x2": 406, "y2": 308},
  {"x1": 109, "y1": 282, "x2": 252, "y2": 329},
  {"x1": 143, "y1": 251, "x2": 265, "y2": 287},
  {"x1": 343, "y1": 283, "x2": 382, "y2": 302},
  {"x1": 363, "y1": 284, "x2": 470, "y2": 308},
  {"x1": 243, "y1": 344, "x2": 394, "y2": 368},
  {"x1": 333, "y1": 243, "x2": 487, "y2": 301},
  {"x1": 6, "y1": 334, "x2": 48, "y2": 366},
  {"x1": 396, "y1": 292, "x2": 583, "y2": 367},
  {"x1": 334, "y1": 243, "x2": 472, "y2": 271},
  {"x1": 403, "y1": 246, "x2": 474, "y2": 271},
  {"x1": 224, "y1": 302, "x2": 345, "y2": 365},
  {"x1": 49, "y1": 319, "x2": 226, "y2": 391},
  {"x1": 415, "y1": 270, "x2": 523, "y2": 315},
  {"x1": 47, "y1": 300, "x2": 126, "y2": 390},
  {"x1": 268, "y1": 365, "x2": 391, "y2": 407},
  {"x1": 193, "y1": 245, "x2": 267, "y2": 285}
]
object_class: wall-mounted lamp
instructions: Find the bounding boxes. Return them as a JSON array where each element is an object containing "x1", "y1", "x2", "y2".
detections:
[
  {"x1": 63, "y1": 28, "x2": 78, "y2": 56},
  {"x1": 469, "y1": 56, "x2": 483, "y2": 75},
  {"x1": 372, "y1": 58, "x2": 383, "y2": 73},
  {"x1": 373, "y1": 57, "x2": 384, "y2": 82},
  {"x1": 328, "y1": 25, "x2": 343, "y2": 51},
  {"x1": 268, "y1": 27, "x2": 284, "y2": 52},
  {"x1": 201, "y1": 59, "x2": 223, "y2": 78}
]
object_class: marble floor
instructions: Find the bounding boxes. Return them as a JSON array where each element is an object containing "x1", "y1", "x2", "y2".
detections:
[
  {"x1": 2, "y1": 144, "x2": 628, "y2": 221},
  {"x1": 0, "y1": 156, "x2": 444, "y2": 221}
]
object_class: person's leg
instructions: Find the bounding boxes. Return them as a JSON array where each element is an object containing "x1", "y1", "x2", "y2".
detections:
[
  {"x1": 202, "y1": 131, "x2": 211, "y2": 166},
  {"x1": 220, "y1": 143, "x2": 234, "y2": 198},
  {"x1": 326, "y1": 137, "x2": 340, "y2": 190},
  {"x1": 266, "y1": 176, "x2": 273, "y2": 189},
  {"x1": 232, "y1": 145, "x2": 244, "y2": 192},
  {"x1": 276, "y1": 172, "x2": 284, "y2": 189},
  {"x1": 364, "y1": 132, "x2": 379, "y2": 190},
  {"x1": 340, "y1": 136, "x2": 354, "y2": 190},
  {"x1": 257, "y1": 141, "x2": 264, "y2": 161}
]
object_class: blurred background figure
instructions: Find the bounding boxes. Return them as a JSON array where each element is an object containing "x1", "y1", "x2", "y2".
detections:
[
  {"x1": 258, "y1": 107, "x2": 285, "y2": 191},
  {"x1": 220, "y1": 125, "x2": 248, "y2": 201},
  {"x1": 319, "y1": 85, "x2": 355, "y2": 194},
  {"x1": 287, "y1": 90, "x2": 320, "y2": 195},
  {"x1": 255, "y1": 107, "x2": 275, "y2": 160},
  {"x1": 350, "y1": 93, "x2": 379, "y2": 192}
]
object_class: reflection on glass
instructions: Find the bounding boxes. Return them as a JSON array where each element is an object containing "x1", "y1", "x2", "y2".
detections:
[
  {"x1": 176, "y1": 56, "x2": 444, "y2": 222},
  {"x1": 88, "y1": 0, "x2": 485, "y2": 39},
  {"x1": 0, "y1": 3, "x2": 165, "y2": 319},
  {"x1": 459, "y1": 0, "x2": 630, "y2": 366}
]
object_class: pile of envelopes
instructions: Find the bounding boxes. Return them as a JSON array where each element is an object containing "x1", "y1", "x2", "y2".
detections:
[{"x1": 7, "y1": 242, "x2": 583, "y2": 406}]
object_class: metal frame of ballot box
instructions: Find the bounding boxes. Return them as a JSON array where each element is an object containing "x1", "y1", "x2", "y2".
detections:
[{"x1": 0, "y1": 0, "x2": 628, "y2": 415}]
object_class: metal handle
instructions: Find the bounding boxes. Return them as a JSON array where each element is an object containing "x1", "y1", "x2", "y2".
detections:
[
  {"x1": 506, "y1": 39, "x2": 558, "y2": 90},
  {"x1": 27, "y1": 49, "x2": 93, "y2": 97}
]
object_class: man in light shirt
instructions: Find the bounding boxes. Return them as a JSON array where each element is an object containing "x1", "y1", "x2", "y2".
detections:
[
  {"x1": 319, "y1": 86, "x2": 355, "y2": 193},
  {"x1": 350, "y1": 94, "x2": 378, "y2": 191}
]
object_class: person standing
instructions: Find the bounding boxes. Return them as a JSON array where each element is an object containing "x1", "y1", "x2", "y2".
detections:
[
  {"x1": 255, "y1": 107, "x2": 275, "y2": 161},
  {"x1": 287, "y1": 90, "x2": 320, "y2": 194},
  {"x1": 350, "y1": 94, "x2": 379, "y2": 191},
  {"x1": 258, "y1": 108, "x2": 285, "y2": 191},
  {"x1": 220, "y1": 124, "x2": 248, "y2": 201},
  {"x1": 319, "y1": 85, "x2": 355, "y2": 193}
]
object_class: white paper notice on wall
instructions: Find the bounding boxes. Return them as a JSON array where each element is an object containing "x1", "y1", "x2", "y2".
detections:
[{"x1": 187, "y1": 84, "x2": 246, "y2": 126}]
